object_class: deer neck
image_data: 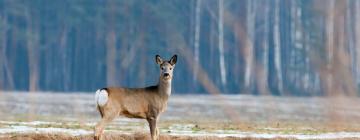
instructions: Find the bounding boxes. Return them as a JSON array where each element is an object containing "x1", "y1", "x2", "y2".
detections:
[{"x1": 158, "y1": 78, "x2": 172, "y2": 96}]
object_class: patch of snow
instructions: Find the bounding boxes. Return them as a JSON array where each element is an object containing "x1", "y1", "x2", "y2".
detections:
[
  {"x1": 166, "y1": 131, "x2": 360, "y2": 139},
  {"x1": 0, "y1": 121, "x2": 62, "y2": 126},
  {"x1": 0, "y1": 125, "x2": 92, "y2": 136},
  {"x1": 1, "y1": 123, "x2": 360, "y2": 139},
  {"x1": 168, "y1": 124, "x2": 195, "y2": 131}
]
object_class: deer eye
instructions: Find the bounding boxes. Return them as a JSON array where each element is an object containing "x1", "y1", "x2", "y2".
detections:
[
  {"x1": 170, "y1": 68, "x2": 172, "y2": 70},
  {"x1": 161, "y1": 67, "x2": 164, "y2": 70}
]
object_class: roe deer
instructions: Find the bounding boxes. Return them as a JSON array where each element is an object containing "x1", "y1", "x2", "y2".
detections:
[{"x1": 94, "y1": 54, "x2": 177, "y2": 140}]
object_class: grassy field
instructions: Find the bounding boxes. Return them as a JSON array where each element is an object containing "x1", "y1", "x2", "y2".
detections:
[
  {"x1": 0, "y1": 92, "x2": 360, "y2": 139},
  {"x1": 1, "y1": 133, "x2": 297, "y2": 140}
]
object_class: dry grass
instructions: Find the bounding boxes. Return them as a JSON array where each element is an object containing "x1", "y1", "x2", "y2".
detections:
[
  {"x1": 1, "y1": 93, "x2": 360, "y2": 140},
  {"x1": 0, "y1": 133, "x2": 293, "y2": 140}
]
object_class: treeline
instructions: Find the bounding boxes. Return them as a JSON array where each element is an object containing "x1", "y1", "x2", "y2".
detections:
[{"x1": 0, "y1": 0, "x2": 359, "y2": 96}]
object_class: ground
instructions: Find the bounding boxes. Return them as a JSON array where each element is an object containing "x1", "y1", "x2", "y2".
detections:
[{"x1": 0, "y1": 92, "x2": 360, "y2": 140}]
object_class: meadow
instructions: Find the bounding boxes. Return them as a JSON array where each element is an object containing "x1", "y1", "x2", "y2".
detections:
[{"x1": 0, "y1": 92, "x2": 360, "y2": 139}]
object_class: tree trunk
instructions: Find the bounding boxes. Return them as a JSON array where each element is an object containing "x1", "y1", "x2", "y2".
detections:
[
  {"x1": 244, "y1": 0, "x2": 255, "y2": 90},
  {"x1": 60, "y1": 26, "x2": 69, "y2": 91},
  {"x1": 106, "y1": 0, "x2": 118, "y2": 86},
  {"x1": 258, "y1": 1, "x2": 269, "y2": 95},
  {"x1": 346, "y1": 0, "x2": 357, "y2": 95},
  {"x1": 0, "y1": 14, "x2": 6, "y2": 90},
  {"x1": 25, "y1": 10, "x2": 40, "y2": 92},
  {"x1": 346, "y1": 1, "x2": 355, "y2": 76},
  {"x1": 273, "y1": 0, "x2": 283, "y2": 93},
  {"x1": 106, "y1": 30, "x2": 117, "y2": 86},
  {"x1": 325, "y1": 0, "x2": 335, "y2": 95},
  {"x1": 290, "y1": 1, "x2": 299, "y2": 89},
  {"x1": 194, "y1": 0, "x2": 202, "y2": 85},
  {"x1": 356, "y1": 0, "x2": 360, "y2": 85},
  {"x1": 218, "y1": 0, "x2": 227, "y2": 88}
]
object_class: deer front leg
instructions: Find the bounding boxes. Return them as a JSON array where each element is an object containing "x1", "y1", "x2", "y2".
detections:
[
  {"x1": 156, "y1": 127, "x2": 160, "y2": 138},
  {"x1": 156, "y1": 116, "x2": 161, "y2": 137},
  {"x1": 147, "y1": 117, "x2": 158, "y2": 140}
]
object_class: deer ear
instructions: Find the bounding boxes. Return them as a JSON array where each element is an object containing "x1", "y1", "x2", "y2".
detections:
[
  {"x1": 156, "y1": 55, "x2": 163, "y2": 64},
  {"x1": 170, "y1": 54, "x2": 177, "y2": 65}
]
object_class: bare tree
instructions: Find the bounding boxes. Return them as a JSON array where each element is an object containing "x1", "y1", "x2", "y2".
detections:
[
  {"x1": 346, "y1": 1, "x2": 355, "y2": 78},
  {"x1": 106, "y1": 1, "x2": 118, "y2": 86},
  {"x1": 0, "y1": 16, "x2": 14, "y2": 90},
  {"x1": 325, "y1": 0, "x2": 335, "y2": 95},
  {"x1": 60, "y1": 26, "x2": 69, "y2": 91},
  {"x1": 244, "y1": 0, "x2": 255, "y2": 90},
  {"x1": 258, "y1": 1, "x2": 269, "y2": 95},
  {"x1": 355, "y1": 1, "x2": 360, "y2": 85},
  {"x1": 346, "y1": 0, "x2": 357, "y2": 95},
  {"x1": 218, "y1": 0, "x2": 227, "y2": 87},
  {"x1": 273, "y1": 0, "x2": 283, "y2": 93},
  {"x1": 0, "y1": 14, "x2": 6, "y2": 89},
  {"x1": 25, "y1": 8, "x2": 40, "y2": 91},
  {"x1": 290, "y1": 1, "x2": 300, "y2": 89},
  {"x1": 193, "y1": 0, "x2": 202, "y2": 85}
]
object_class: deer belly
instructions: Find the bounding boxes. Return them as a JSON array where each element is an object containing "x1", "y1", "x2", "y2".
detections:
[
  {"x1": 120, "y1": 103, "x2": 147, "y2": 119},
  {"x1": 120, "y1": 110, "x2": 146, "y2": 118}
]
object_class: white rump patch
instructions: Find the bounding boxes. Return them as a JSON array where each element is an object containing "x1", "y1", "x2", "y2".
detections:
[{"x1": 95, "y1": 89, "x2": 108, "y2": 107}]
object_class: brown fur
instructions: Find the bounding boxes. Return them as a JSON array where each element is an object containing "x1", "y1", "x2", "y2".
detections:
[
  {"x1": 94, "y1": 55, "x2": 177, "y2": 140},
  {"x1": 103, "y1": 86, "x2": 169, "y2": 119}
]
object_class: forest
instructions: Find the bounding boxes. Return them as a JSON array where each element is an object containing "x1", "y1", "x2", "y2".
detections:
[{"x1": 1, "y1": 0, "x2": 360, "y2": 96}]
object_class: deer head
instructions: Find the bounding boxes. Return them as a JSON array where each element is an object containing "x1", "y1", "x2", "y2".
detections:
[{"x1": 156, "y1": 54, "x2": 177, "y2": 82}]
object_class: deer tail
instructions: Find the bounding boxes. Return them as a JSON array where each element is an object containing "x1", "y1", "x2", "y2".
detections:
[{"x1": 95, "y1": 88, "x2": 109, "y2": 118}]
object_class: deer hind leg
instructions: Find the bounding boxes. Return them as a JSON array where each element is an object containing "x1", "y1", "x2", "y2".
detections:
[{"x1": 94, "y1": 110, "x2": 117, "y2": 140}]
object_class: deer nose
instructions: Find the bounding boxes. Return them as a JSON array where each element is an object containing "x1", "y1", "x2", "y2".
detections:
[{"x1": 164, "y1": 73, "x2": 169, "y2": 77}]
